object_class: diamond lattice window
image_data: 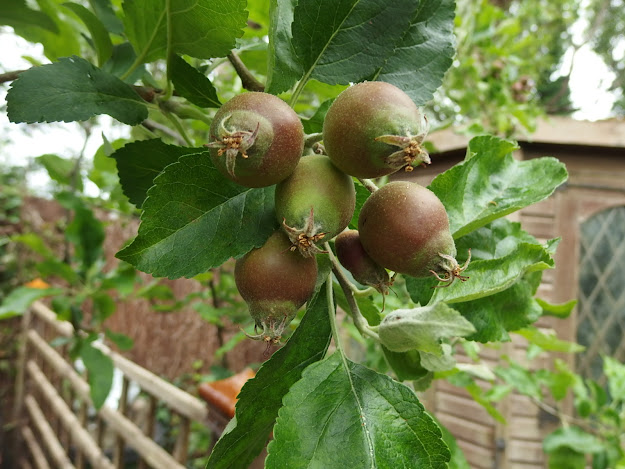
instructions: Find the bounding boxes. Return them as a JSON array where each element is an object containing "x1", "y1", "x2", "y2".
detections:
[{"x1": 577, "y1": 206, "x2": 625, "y2": 383}]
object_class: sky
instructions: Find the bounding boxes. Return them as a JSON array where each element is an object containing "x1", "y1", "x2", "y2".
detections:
[{"x1": 0, "y1": 25, "x2": 619, "y2": 194}]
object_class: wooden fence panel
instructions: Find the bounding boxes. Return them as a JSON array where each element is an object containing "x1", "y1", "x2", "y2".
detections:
[{"x1": 14, "y1": 301, "x2": 212, "y2": 469}]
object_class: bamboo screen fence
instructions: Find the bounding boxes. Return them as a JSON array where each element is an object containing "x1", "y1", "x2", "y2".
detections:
[{"x1": 12, "y1": 301, "x2": 210, "y2": 469}]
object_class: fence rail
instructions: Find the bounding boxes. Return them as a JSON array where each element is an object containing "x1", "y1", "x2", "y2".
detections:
[{"x1": 13, "y1": 301, "x2": 211, "y2": 469}]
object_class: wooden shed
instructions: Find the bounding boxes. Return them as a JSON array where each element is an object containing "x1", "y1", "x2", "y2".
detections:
[{"x1": 408, "y1": 117, "x2": 625, "y2": 469}]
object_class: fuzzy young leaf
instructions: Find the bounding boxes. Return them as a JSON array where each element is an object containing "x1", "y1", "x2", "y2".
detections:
[
  {"x1": 420, "y1": 344, "x2": 456, "y2": 372},
  {"x1": 170, "y1": 55, "x2": 221, "y2": 108},
  {"x1": 7, "y1": 56, "x2": 147, "y2": 125},
  {"x1": 110, "y1": 140, "x2": 205, "y2": 208},
  {"x1": 290, "y1": 0, "x2": 419, "y2": 86},
  {"x1": 123, "y1": 0, "x2": 247, "y2": 63},
  {"x1": 429, "y1": 136, "x2": 568, "y2": 239},
  {"x1": 372, "y1": 0, "x2": 456, "y2": 105},
  {"x1": 267, "y1": 353, "x2": 450, "y2": 468},
  {"x1": 378, "y1": 302, "x2": 475, "y2": 354},
  {"x1": 206, "y1": 284, "x2": 332, "y2": 469},
  {"x1": 117, "y1": 152, "x2": 277, "y2": 279}
]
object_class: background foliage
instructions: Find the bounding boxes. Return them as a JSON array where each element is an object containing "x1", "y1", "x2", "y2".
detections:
[{"x1": 0, "y1": 0, "x2": 624, "y2": 468}]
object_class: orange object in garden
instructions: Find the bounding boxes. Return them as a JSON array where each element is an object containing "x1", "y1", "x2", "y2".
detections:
[
  {"x1": 24, "y1": 278, "x2": 50, "y2": 289},
  {"x1": 198, "y1": 367, "x2": 255, "y2": 418}
]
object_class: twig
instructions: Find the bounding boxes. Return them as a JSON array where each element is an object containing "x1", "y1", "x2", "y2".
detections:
[
  {"x1": 358, "y1": 178, "x2": 379, "y2": 193},
  {"x1": 0, "y1": 69, "x2": 27, "y2": 84},
  {"x1": 325, "y1": 243, "x2": 379, "y2": 341},
  {"x1": 227, "y1": 52, "x2": 265, "y2": 92},
  {"x1": 141, "y1": 120, "x2": 186, "y2": 145}
]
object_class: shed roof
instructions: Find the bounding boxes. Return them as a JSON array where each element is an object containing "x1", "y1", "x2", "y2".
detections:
[{"x1": 428, "y1": 117, "x2": 625, "y2": 154}]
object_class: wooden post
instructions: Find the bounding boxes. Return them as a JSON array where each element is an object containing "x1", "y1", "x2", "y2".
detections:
[
  {"x1": 21, "y1": 426, "x2": 51, "y2": 469},
  {"x1": 173, "y1": 416, "x2": 191, "y2": 463},
  {"x1": 24, "y1": 395, "x2": 75, "y2": 469},
  {"x1": 10, "y1": 306, "x2": 33, "y2": 465},
  {"x1": 113, "y1": 377, "x2": 129, "y2": 468}
]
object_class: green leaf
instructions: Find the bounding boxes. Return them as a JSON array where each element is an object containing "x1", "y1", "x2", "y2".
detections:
[
  {"x1": 453, "y1": 274, "x2": 544, "y2": 343},
  {"x1": 266, "y1": 0, "x2": 302, "y2": 94},
  {"x1": 546, "y1": 447, "x2": 587, "y2": 469},
  {"x1": 429, "y1": 136, "x2": 568, "y2": 238},
  {"x1": 544, "y1": 427, "x2": 604, "y2": 454},
  {"x1": 535, "y1": 364, "x2": 577, "y2": 401},
  {"x1": 89, "y1": 138, "x2": 124, "y2": 191},
  {"x1": 79, "y1": 342, "x2": 114, "y2": 409},
  {"x1": 13, "y1": 233, "x2": 79, "y2": 283},
  {"x1": 117, "y1": 152, "x2": 277, "y2": 278},
  {"x1": 434, "y1": 416, "x2": 471, "y2": 469},
  {"x1": 0, "y1": 286, "x2": 63, "y2": 320},
  {"x1": 36, "y1": 259, "x2": 80, "y2": 284},
  {"x1": 102, "y1": 43, "x2": 146, "y2": 83},
  {"x1": 495, "y1": 360, "x2": 542, "y2": 400},
  {"x1": 170, "y1": 55, "x2": 221, "y2": 108},
  {"x1": 406, "y1": 219, "x2": 555, "y2": 307},
  {"x1": 0, "y1": 0, "x2": 58, "y2": 32},
  {"x1": 36, "y1": 154, "x2": 82, "y2": 190},
  {"x1": 63, "y1": 2, "x2": 114, "y2": 66},
  {"x1": 604, "y1": 356, "x2": 625, "y2": 403},
  {"x1": 301, "y1": 99, "x2": 333, "y2": 134},
  {"x1": 105, "y1": 329, "x2": 134, "y2": 350},
  {"x1": 382, "y1": 346, "x2": 431, "y2": 382},
  {"x1": 206, "y1": 283, "x2": 332, "y2": 469},
  {"x1": 348, "y1": 180, "x2": 371, "y2": 230},
  {"x1": 515, "y1": 328, "x2": 585, "y2": 354},
  {"x1": 88, "y1": 0, "x2": 124, "y2": 35},
  {"x1": 110, "y1": 139, "x2": 204, "y2": 208},
  {"x1": 7, "y1": 56, "x2": 148, "y2": 125},
  {"x1": 537, "y1": 297, "x2": 577, "y2": 319},
  {"x1": 373, "y1": 0, "x2": 456, "y2": 105},
  {"x1": 12, "y1": 233, "x2": 55, "y2": 259},
  {"x1": 333, "y1": 281, "x2": 382, "y2": 326},
  {"x1": 57, "y1": 193, "x2": 105, "y2": 272},
  {"x1": 267, "y1": 352, "x2": 450, "y2": 468},
  {"x1": 446, "y1": 372, "x2": 505, "y2": 422},
  {"x1": 11, "y1": 0, "x2": 82, "y2": 61},
  {"x1": 429, "y1": 241, "x2": 555, "y2": 305},
  {"x1": 244, "y1": 0, "x2": 270, "y2": 39},
  {"x1": 122, "y1": 0, "x2": 248, "y2": 63},
  {"x1": 290, "y1": 0, "x2": 419, "y2": 86},
  {"x1": 378, "y1": 302, "x2": 475, "y2": 354},
  {"x1": 92, "y1": 292, "x2": 116, "y2": 322}
]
